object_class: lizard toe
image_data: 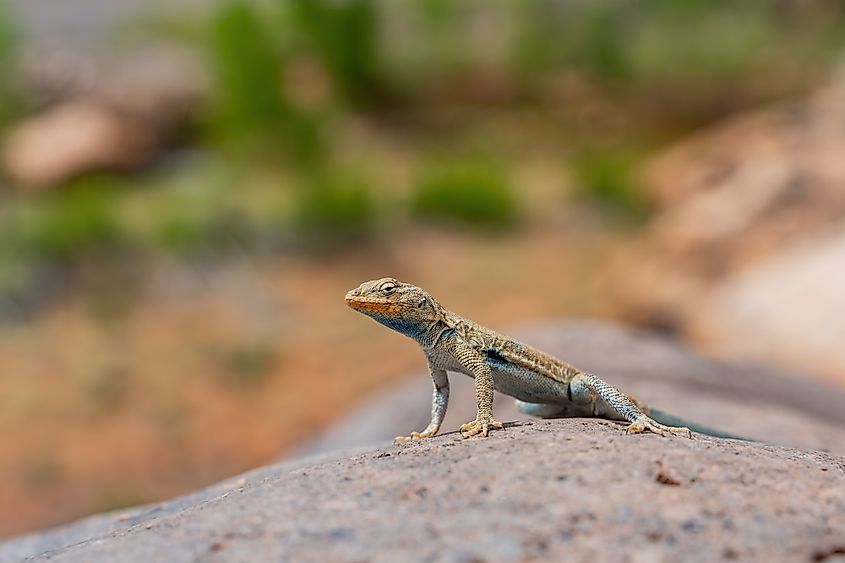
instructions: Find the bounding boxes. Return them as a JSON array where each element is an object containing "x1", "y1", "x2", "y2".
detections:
[
  {"x1": 460, "y1": 420, "x2": 481, "y2": 438},
  {"x1": 460, "y1": 417, "x2": 504, "y2": 438},
  {"x1": 625, "y1": 416, "x2": 691, "y2": 438},
  {"x1": 394, "y1": 429, "x2": 437, "y2": 443}
]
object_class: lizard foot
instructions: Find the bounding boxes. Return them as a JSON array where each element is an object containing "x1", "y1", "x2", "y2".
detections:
[
  {"x1": 394, "y1": 429, "x2": 438, "y2": 444},
  {"x1": 625, "y1": 416, "x2": 692, "y2": 438},
  {"x1": 460, "y1": 417, "x2": 504, "y2": 439}
]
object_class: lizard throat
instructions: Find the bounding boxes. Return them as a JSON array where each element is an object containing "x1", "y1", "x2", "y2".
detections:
[{"x1": 346, "y1": 298, "x2": 429, "y2": 341}]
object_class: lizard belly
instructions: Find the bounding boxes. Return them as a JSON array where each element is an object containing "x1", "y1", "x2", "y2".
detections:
[
  {"x1": 426, "y1": 346, "x2": 573, "y2": 404},
  {"x1": 488, "y1": 360, "x2": 571, "y2": 404}
]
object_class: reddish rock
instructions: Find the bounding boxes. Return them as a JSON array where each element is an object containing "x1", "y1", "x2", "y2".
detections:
[
  {"x1": 1, "y1": 101, "x2": 153, "y2": 189},
  {"x1": 690, "y1": 226, "x2": 845, "y2": 384},
  {"x1": 615, "y1": 80, "x2": 845, "y2": 375}
]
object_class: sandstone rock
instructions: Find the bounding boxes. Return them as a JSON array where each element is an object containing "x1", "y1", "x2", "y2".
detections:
[
  {"x1": 2, "y1": 47, "x2": 205, "y2": 190},
  {"x1": 1, "y1": 101, "x2": 153, "y2": 189},
  {"x1": 1, "y1": 420, "x2": 843, "y2": 562},
  {"x1": 690, "y1": 226, "x2": 845, "y2": 384},
  {"x1": 616, "y1": 79, "x2": 845, "y2": 355}
]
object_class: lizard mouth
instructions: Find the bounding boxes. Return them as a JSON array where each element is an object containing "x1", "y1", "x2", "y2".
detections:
[{"x1": 345, "y1": 293, "x2": 397, "y2": 315}]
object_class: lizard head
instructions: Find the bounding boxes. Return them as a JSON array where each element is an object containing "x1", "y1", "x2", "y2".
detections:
[{"x1": 345, "y1": 278, "x2": 443, "y2": 339}]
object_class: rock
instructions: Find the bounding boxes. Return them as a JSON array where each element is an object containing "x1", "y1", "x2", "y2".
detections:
[
  {"x1": 1, "y1": 101, "x2": 153, "y2": 189},
  {"x1": 614, "y1": 79, "x2": 845, "y2": 375},
  {"x1": 690, "y1": 226, "x2": 845, "y2": 383},
  {"x1": 2, "y1": 46, "x2": 205, "y2": 189},
  {"x1": 3, "y1": 322, "x2": 844, "y2": 562},
  {"x1": 1, "y1": 420, "x2": 843, "y2": 562},
  {"x1": 19, "y1": 47, "x2": 204, "y2": 137}
]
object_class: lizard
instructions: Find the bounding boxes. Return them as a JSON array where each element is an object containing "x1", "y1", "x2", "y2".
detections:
[{"x1": 346, "y1": 277, "x2": 747, "y2": 442}]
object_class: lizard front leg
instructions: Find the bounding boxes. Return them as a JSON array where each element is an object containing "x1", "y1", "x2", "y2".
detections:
[
  {"x1": 395, "y1": 366, "x2": 450, "y2": 443},
  {"x1": 571, "y1": 373, "x2": 692, "y2": 438},
  {"x1": 444, "y1": 337, "x2": 503, "y2": 438}
]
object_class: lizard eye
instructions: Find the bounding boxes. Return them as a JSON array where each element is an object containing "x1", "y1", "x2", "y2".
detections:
[{"x1": 380, "y1": 282, "x2": 397, "y2": 294}]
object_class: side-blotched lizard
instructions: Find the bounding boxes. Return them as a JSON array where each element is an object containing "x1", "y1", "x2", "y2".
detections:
[{"x1": 347, "y1": 277, "x2": 745, "y2": 442}]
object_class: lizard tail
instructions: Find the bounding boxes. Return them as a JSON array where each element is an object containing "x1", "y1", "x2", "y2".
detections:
[{"x1": 648, "y1": 408, "x2": 754, "y2": 441}]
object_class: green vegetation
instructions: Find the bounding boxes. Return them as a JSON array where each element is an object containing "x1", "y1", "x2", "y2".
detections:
[
  {"x1": 151, "y1": 189, "x2": 248, "y2": 258},
  {"x1": 569, "y1": 148, "x2": 650, "y2": 220},
  {"x1": 292, "y1": 172, "x2": 377, "y2": 247},
  {"x1": 515, "y1": 0, "x2": 845, "y2": 122},
  {"x1": 412, "y1": 158, "x2": 517, "y2": 228},
  {"x1": 288, "y1": 0, "x2": 384, "y2": 107},
  {"x1": 15, "y1": 180, "x2": 125, "y2": 261},
  {"x1": 0, "y1": 2, "x2": 25, "y2": 129},
  {"x1": 206, "y1": 1, "x2": 323, "y2": 164},
  {"x1": 156, "y1": 209, "x2": 228, "y2": 256}
]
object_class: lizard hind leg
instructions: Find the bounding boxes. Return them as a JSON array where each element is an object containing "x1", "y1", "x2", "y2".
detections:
[{"x1": 571, "y1": 373, "x2": 692, "y2": 438}]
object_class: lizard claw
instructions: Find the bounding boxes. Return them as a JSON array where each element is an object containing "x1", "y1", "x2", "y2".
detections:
[
  {"x1": 625, "y1": 416, "x2": 692, "y2": 438},
  {"x1": 394, "y1": 430, "x2": 437, "y2": 444},
  {"x1": 460, "y1": 417, "x2": 504, "y2": 439}
]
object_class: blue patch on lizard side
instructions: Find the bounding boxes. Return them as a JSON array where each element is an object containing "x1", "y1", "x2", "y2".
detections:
[{"x1": 484, "y1": 348, "x2": 511, "y2": 367}]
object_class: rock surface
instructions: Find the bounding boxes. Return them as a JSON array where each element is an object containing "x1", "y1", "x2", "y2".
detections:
[
  {"x1": 3, "y1": 322, "x2": 845, "y2": 562},
  {"x1": 2, "y1": 421, "x2": 844, "y2": 563}
]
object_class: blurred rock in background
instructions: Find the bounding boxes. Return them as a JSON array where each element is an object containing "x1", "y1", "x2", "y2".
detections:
[
  {"x1": 3, "y1": 43, "x2": 204, "y2": 188},
  {"x1": 615, "y1": 76, "x2": 845, "y2": 382},
  {"x1": 3, "y1": 101, "x2": 153, "y2": 189}
]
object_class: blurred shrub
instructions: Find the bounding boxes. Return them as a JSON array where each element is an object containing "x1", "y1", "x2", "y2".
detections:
[
  {"x1": 156, "y1": 211, "x2": 222, "y2": 256},
  {"x1": 569, "y1": 148, "x2": 650, "y2": 219},
  {"x1": 0, "y1": 1, "x2": 24, "y2": 128},
  {"x1": 288, "y1": 0, "x2": 384, "y2": 107},
  {"x1": 292, "y1": 172, "x2": 377, "y2": 247},
  {"x1": 412, "y1": 158, "x2": 517, "y2": 228},
  {"x1": 511, "y1": 0, "x2": 559, "y2": 84},
  {"x1": 513, "y1": 0, "x2": 845, "y2": 122},
  {"x1": 412, "y1": 0, "x2": 472, "y2": 77},
  {"x1": 18, "y1": 180, "x2": 124, "y2": 261},
  {"x1": 153, "y1": 203, "x2": 246, "y2": 257},
  {"x1": 207, "y1": 1, "x2": 323, "y2": 164},
  {"x1": 560, "y1": 0, "x2": 632, "y2": 84}
]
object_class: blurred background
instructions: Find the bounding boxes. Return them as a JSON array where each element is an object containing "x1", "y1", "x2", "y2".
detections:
[{"x1": 2, "y1": 0, "x2": 845, "y2": 538}]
